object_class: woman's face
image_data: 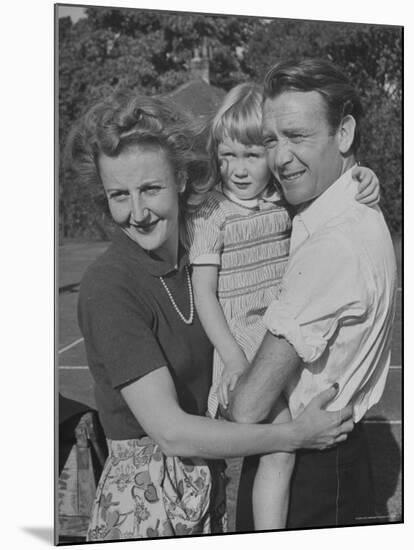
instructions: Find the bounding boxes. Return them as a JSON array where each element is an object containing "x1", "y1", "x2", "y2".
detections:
[{"x1": 98, "y1": 146, "x2": 184, "y2": 264}]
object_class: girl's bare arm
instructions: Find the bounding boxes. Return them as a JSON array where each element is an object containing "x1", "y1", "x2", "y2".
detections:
[{"x1": 192, "y1": 264, "x2": 249, "y2": 371}]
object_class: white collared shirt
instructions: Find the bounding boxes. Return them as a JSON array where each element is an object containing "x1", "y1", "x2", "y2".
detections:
[{"x1": 263, "y1": 167, "x2": 398, "y2": 421}]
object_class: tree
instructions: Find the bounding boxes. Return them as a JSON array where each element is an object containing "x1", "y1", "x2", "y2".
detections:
[
  {"x1": 244, "y1": 20, "x2": 402, "y2": 232},
  {"x1": 58, "y1": 10, "x2": 402, "y2": 238},
  {"x1": 58, "y1": 8, "x2": 264, "y2": 239}
]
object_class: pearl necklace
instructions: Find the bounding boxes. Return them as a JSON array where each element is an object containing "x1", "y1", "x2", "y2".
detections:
[{"x1": 159, "y1": 266, "x2": 194, "y2": 325}]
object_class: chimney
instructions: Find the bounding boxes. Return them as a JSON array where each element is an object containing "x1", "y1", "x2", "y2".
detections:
[{"x1": 190, "y1": 38, "x2": 210, "y2": 84}]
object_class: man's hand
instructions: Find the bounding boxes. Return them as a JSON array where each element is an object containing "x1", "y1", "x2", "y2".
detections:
[{"x1": 293, "y1": 385, "x2": 354, "y2": 450}]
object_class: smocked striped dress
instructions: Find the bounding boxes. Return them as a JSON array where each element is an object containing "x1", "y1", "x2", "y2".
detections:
[{"x1": 186, "y1": 187, "x2": 292, "y2": 417}]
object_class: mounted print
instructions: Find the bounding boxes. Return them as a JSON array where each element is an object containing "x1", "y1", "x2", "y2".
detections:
[{"x1": 56, "y1": 2, "x2": 403, "y2": 545}]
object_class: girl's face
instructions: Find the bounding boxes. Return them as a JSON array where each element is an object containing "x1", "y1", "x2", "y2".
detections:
[
  {"x1": 98, "y1": 146, "x2": 184, "y2": 264},
  {"x1": 218, "y1": 137, "x2": 271, "y2": 200}
]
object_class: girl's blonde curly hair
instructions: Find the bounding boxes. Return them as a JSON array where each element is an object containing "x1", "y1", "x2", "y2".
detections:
[{"x1": 189, "y1": 82, "x2": 278, "y2": 206}]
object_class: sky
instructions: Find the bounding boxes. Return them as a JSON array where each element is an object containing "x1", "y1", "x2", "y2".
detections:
[{"x1": 57, "y1": 4, "x2": 86, "y2": 21}]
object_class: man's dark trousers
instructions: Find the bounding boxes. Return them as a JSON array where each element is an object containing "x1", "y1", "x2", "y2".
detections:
[{"x1": 236, "y1": 422, "x2": 375, "y2": 530}]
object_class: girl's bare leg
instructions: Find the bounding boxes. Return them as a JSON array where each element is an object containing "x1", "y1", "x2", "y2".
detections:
[{"x1": 252, "y1": 396, "x2": 295, "y2": 530}]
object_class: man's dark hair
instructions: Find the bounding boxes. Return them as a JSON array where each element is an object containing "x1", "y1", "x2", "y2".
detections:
[{"x1": 264, "y1": 58, "x2": 363, "y2": 152}]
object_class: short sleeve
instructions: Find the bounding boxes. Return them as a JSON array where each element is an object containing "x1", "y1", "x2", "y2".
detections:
[
  {"x1": 263, "y1": 233, "x2": 371, "y2": 363},
  {"x1": 185, "y1": 194, "x2": 226, "y2": 265},
  {"x1": 78, "y1": 272, "x2": 167, "y2": 389}
]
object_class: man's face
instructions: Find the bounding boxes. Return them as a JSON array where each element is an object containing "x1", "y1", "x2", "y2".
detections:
[{"x1": 262, "y1": 90, "x2": 344, "y2": 206}]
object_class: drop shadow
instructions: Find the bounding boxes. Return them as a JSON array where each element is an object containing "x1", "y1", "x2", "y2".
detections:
[
  {"x1": 21, "y1": 526, "x2": 54, "y2": 544},
  {"x1": 235, "y1": 417, "x2": 402, "y2": 531}
]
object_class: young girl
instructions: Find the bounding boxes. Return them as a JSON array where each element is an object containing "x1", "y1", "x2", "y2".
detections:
[{"x1": 185, "y1": 82, "x2": 380, "y2": 530}]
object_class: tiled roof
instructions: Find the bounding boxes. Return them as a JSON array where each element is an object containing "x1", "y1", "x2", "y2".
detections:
[{"x1": 166, "y1": 79, "x2": 226, "y2": 119}]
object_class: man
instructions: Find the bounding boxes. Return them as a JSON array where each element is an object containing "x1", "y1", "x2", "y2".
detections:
[{"x1": 228, "y1": 58, "x2": 397, "y2": 529}]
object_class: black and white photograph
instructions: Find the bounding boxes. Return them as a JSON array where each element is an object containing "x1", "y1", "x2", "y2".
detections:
[{"x1": 53, "y1": 0, "x2": 403, "y2": 546}]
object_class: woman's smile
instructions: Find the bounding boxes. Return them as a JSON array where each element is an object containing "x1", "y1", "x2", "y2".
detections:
[{"x1": 130, "y1": 217, "x2": 161, "y2": 233}]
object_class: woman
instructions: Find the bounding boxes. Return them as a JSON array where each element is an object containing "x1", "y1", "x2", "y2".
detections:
[{"x1": 67, "y1": 90, "x2": 353, "y2": 541}]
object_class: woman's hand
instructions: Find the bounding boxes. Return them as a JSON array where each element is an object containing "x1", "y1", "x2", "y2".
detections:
[
  {"x1": 293, "y1": 385, "x2": 354, "y2": 450},
  {"x1": 352, "y1": 165, "x2": 380, "y2": 206},
  {"x1": 217, "y1": 355, "x2": 249, "y2": 409}
]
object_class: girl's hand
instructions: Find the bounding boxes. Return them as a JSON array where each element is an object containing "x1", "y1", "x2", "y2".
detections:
[
  {"x1": 352, "y1": 165, "x2": 380, "y2": 206},
  {"x1": 293, "y1": 385, "x2": 354, "y2": 450},
  {"x1": 218, "y1": 356, "x2": 249, "y2": 409}
]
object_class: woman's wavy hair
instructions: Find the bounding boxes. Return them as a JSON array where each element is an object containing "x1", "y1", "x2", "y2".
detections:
[
  {"x1": 263, "y1": 58, "x2": 363, "y2": 153},
  {"x1": 66, "y1": 89, "x2": 209, "y2": 216},
  {"x1": 191, "y1": 82, "x2": 276, "y2": 202}
]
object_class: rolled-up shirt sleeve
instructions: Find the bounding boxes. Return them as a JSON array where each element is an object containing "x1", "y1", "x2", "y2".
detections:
[
  {"x1": 263, "y1": 232, "x2": 371, "y2": 363},
  {"x1": 185, "y1": 195, "x2": 225, "y2": 265}
]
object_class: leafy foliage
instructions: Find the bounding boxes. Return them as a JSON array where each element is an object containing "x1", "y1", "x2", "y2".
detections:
[
  {"x1": 58, "y1": 9, "x2": 262, "y2": 239},
  {"x1": 244, "y1": 20, "x2": 402, "y2": 232},
  {"x1": 58, "y1": 10, "x2": 402, "y2": 238}
]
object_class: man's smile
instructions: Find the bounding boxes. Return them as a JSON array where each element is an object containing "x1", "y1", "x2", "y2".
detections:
[{"x1": 279, "y1": 169, "x2": 306, "y2": 183}]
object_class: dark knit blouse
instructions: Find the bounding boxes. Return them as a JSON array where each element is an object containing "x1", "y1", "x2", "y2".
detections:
[{"x1": 78, "y1": 228, "x2": 213, "y2": 440}]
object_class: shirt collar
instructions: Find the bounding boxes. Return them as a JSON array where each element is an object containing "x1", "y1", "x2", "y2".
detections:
[
  {"x1": 296, "y1": 165, "x2": 358, "y2": 238},
  {"x1": 111, "y1": 225, "x2": 188, "y2": 277},
  {"x1": 221, "y1": 184, "x2": 282, "y2": 209}
]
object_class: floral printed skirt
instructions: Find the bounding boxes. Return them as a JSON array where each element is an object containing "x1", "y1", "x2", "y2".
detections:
[{"x1": 86, "y1": 437, "x2": 228, "y2": 541}]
